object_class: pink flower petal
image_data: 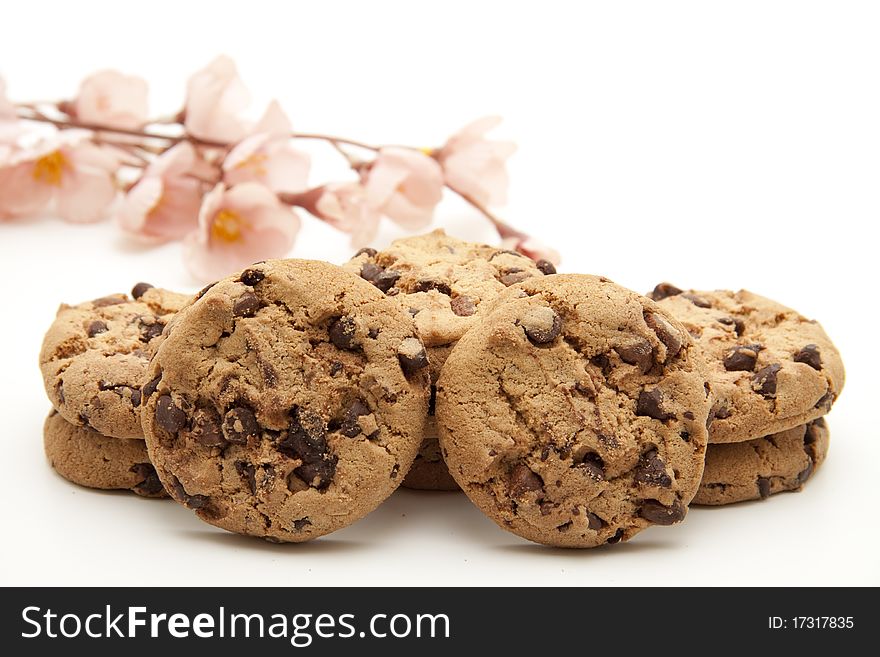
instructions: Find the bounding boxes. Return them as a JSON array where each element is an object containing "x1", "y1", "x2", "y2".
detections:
[
  {"x1": 0, "y1": 161, "x2": 53, "y2": 219},
  {"x1": 146, "y1": 142, "x2": 196, "y2": 178},
  {"x1": 253, "y1": 100, "x2": 292, "y2": 138},
  {"x1": 439, "y1": 116, "x2": 515, "y2": 207},
  {"x1": 184, "y1": 183, "x2": 299, "y2": 281},
  {"x1": 56, "y1": 166, "x2": 117, "y2": 223},
  {"x1": 184, "y1": 56, "x2": 250, "y2": 143},
  {"x1": 74, "y1": 70, "x2": 149, "y2": 130},
  {"x1": 0, "y1": 77, "x2": 15, "y2": 121}
]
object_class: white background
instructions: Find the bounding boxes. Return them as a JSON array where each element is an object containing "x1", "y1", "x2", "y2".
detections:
[{"x1": 1, "y1": 0, "x2": 877, "y2": 586}]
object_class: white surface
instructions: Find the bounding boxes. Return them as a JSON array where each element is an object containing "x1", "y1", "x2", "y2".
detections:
[{"x1": 1, "y1": 0, "x2": 878, "y2": 586}]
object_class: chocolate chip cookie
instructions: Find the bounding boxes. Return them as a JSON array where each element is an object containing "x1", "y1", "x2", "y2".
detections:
[
  {"x1": 694, "y1": 418, "x2": 829, "y2": 505},
  {"x1": 39, "y1": 284, "x2": 191, "y2": 439},
  {"x1": 44, "y1": 410, "x2": 167, "y2": 497},
  {"x1": 650, "y1": 285, "x2": 845, "y2": 443},
  {"x1": 436, "y1": 274, "x2": 711, "y2": 548},
  {"x1": 344, "y1": 230, "x2": 553, "y2": 490},
  {"x1": 141, "y1": 259, "x2": 430, "y2": 542}
]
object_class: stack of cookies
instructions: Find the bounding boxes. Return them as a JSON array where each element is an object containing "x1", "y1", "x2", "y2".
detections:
[{"x1": 38, "y1": 230, "x2": 845, "y2": 548}]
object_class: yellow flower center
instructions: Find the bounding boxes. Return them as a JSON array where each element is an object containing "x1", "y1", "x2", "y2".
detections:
[
  {"x1": 32, "y1": 150, "x2": 68, "y2": 186},
  {"x1": 211, "y1": 209, "x2": 246, "y2": 242},
  {"x1": 234, "y1": 153, "x2": 268, "y2": 176}
]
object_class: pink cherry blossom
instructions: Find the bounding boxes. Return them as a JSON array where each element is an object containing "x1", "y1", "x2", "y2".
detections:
[
  {"x1": 500, "y1": 235, "x2": 561, "y2": 266},
  {"x1": 223, "y1": 101, "x2": 310, "y2": 193},
  {"x1": 0, "y1": 77, "x2": 14, "y2": 121},
  {"x1": 0, "y1": 77, "x2": 24, "y2": 145},
  {"x1": 0, "y1": 136, "x2": 118, "y2": 222},
  {"x1": 72, "y1": 70, "x2": 149, "y2": 130},
  {"x1": 364, "y1": 147, "x2": 443, "y2": 229},
  {"x1": 436, "y1": 116, "x2": 516, "y2": 207},
  {"x1": 314, "y1": 182, "x2": 382, "y2": 247},
  {"x1": 184, "y1": 56, "x2": 249, "y2": 143},
  {"x1": 184, "y1": 182, "x2": 299, "y2": 280},
  {"x1": 117, "y1": 142, "x2": 203, "y2": 241}
]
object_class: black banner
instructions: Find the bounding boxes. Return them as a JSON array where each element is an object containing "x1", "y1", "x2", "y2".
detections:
[{"x1": 0, "y1": 587, "x2": 869, "y2": 654}]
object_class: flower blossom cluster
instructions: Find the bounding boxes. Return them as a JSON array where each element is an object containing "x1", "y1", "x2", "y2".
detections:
[{"x1": 1, "y1": 57, "x2": 557, "y2": 279}]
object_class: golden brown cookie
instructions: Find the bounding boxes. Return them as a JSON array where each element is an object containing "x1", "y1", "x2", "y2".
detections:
[
  {"x1": 437, "y1": 274, "x2": 711, "y2": 548},
  {"x1": 344, "y1": 230, "x2": 552, "y2": 490},
  {"x1": 39, "y1": 284, "x2": 191, "y2": 439},
  {"x1": 694, "y1": 418, "x2": 829, "y2": 505},
  {"x1": 43, "y1": 410, "x2": 167, "y2": 497},
  {"x1": 650, "y1": 285, "x2": 844, "y2": 443},
  {"x1": 142, "y1": 260, "x2": 430, "y2": 542}
]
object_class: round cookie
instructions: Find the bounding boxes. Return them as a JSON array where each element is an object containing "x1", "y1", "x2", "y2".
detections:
[
  {"x1": 436, "y1": 274, "x2": 711, "y2": 548},
  {"x1": 44, "y1": 410, "x2": 167, "y2": 497},
  {"x1": 344, "y1": 230, "x2": 553, "y2": 490},
  {"x1": 141, "y1": 259, "x2": 430, "y2": 542},
  {"x1": 694, "y1": 418, "x2": 829, "y2": 505},
  {"x1": 39, "y1": 284, "x2": 191, "y2": 439},
  {"x1": 650, "y1": 285, "x2": 845, "y2": 443}
]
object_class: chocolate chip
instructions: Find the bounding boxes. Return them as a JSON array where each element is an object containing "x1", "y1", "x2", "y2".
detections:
[
  {"x1": 390, "y1": 463, "x2": 400, "y2": 479},
  {"x1": 191, "y1": 409, "x2": 225, "y2": 447},
  {"x1": 757, "y1": 476, "x2": 771, "y2": 499},
  {"x1": 222, "y1": 406, "x2": 260, "y2": 444},
  {"x1": 718, "y1": 316, "x2": 746, "y2": 336},
  {"x1": 293, "y1": 517, "x2": 312, "y2": 531},
  {"x1": 139, "y1": 317, "x2": 164, "y2": 341},
  {"x1": 329, "y1": 316, "x2": 358, "y2": 351},
  {"x1": 398, "y1": 337, "x2": 429, "y2": 376},
  {"x1": 155, "y1": 395, "x2": 187, "y2": 433},
  {"x1": 500, "y1": 270, "x2": 531, "y2": 286},
  {"x1": 636, "y1": 389, "x2": 674, "y2": 421},
  {"x1": 131, "y1": 282, "x2": 154, "y2": 299},
  {"x1": 368, "y1": 327, "x2": 380, "y2": 339},
  {"x1": 130, "y1": 463, "x2": 164, "y2": 496},
  {"x1": 278, "y1": 408, "x2": 336, "y2": 489},
  {"x1": 640, "y1": 499, "x2": 685, "y2": 525},
  {"x1": 509, "y1": 464, "x2": 544, "y2": 498},
  {"x1": 87, "y1": 320, "x2": 108, "y2": 337},
  {"x1": 634, "y1": 449, "x2": 672, "y2": 487},
  {"x1": 130, "y1": 388, "x2": 142, "y2": 408},
  {"x1": 360, "y1": 262, "x2": 384, "y2": 282},
  {"x1": 414, "y1": 279, "x2": 452, "y2": 295},
  {"x1": 805, "y1": 418, "x2": 825, "y2": 447},
  {"x1": 239, "y1": 268, "x2": 265, "y2": 286},
  {"x1": 683, "y1": 411, "x2": 695, "y2": 420},
  {"x1": 616, "y1": 338, "x2": 654, "y2": 373},
  {"x1": 587, "y1": 512, "x2": 604, "y2": 530},
  {"x1": 235, "y1": 461, "x2": 257, "y2": 494},
  {"x1": 644, "y1": 312, "x2": 682, "y2": 360},
  {"x1": 92, "y1": 295, "x2": 126, "y2": 308},
  {"x1": 578, "y1": 452, "x2": 605, "y2": 481},
  {"x1": 168, "y1": 475, "x2": 210, "y2": 510},
  {"x1": 723, "y1": 344, "x2": 763, "y2": 372},
  {"x1": 793, "y1": 344, "x2": 822, "y2": 370},
  {"x1": 340, "y1": 400, "x2": 371, "y2": 438},
  {"x1": 295, "y1": 459, "x2": 337, "y2": 490},
  {"x1": 195, "y1": 282, "x2": 216, "y2": 300},
  {"x1": 329, "y1": 361, "x2": 344, "y2": 376},
  {"x1": 373, "y1": 270, "x2": 401, "y2": 292},
  {"x1": 142, "y1": 375, "x2": 161, "y2": 400},
  {"x1": 679, "y1": 430, "x2": 690, "y2": 441},
  {"x1": 751, "y1": 364, "x2": 782, "y2": 398},
  {"x1": 521, "y1": 306, "x2": 562, "y2": 344},
  {"x1": 450, "y1": 295, "x2": 476, "y2": 317},
  {"x1": 355, "y1": 247, "x2": 377, "y2": 258},
  {"x1": 606, "y1": 529, "x2": 624, "y2": 544},
  {"x1": 682, "y1": 293, "x2": 712, "y2": 308},
  {"x1": 648, "y1": 283, "x2": 682, "y2": 301},
  {"x1": 814, "y1": 390, "x2": 834, "y2": 411},
  {"x1": 233, "y1": 291, "x2": 260, "y2": 317},
  {"x1": 797, "y1": 460, "x2": 814, "y2": 485},
  {"x1": 536, "y1": 259, "x2": 556, "y2": 275}
]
